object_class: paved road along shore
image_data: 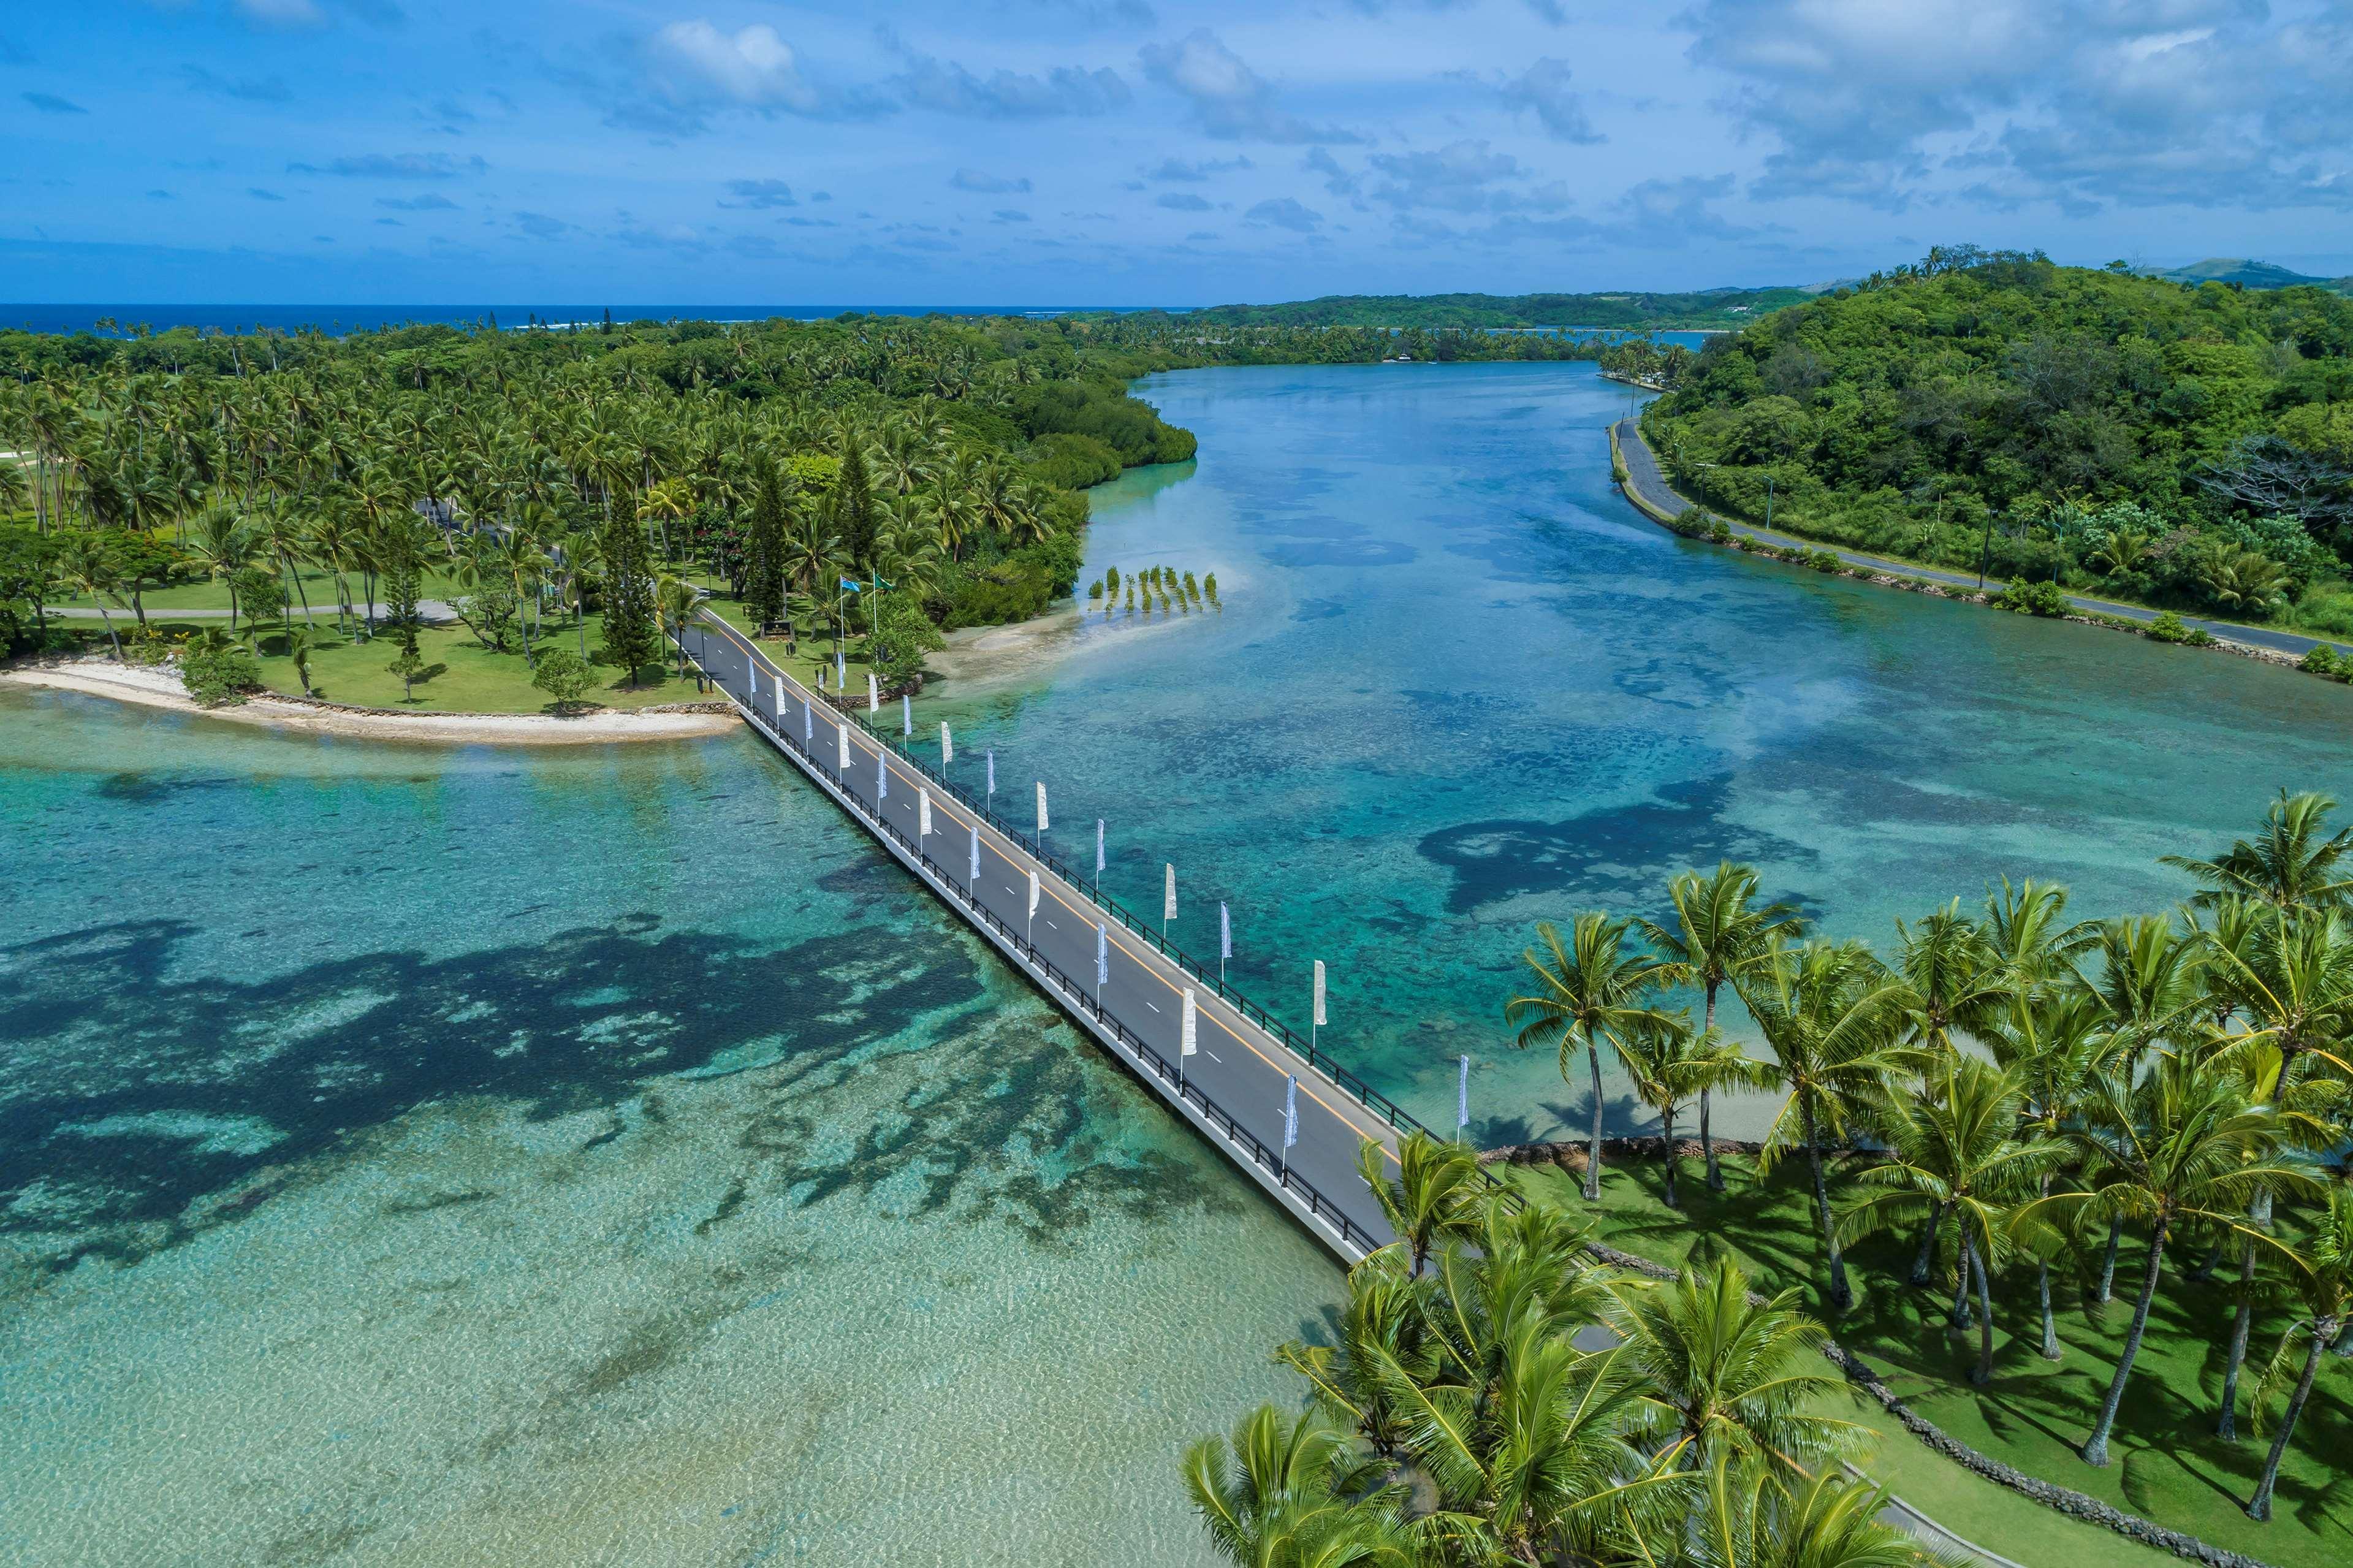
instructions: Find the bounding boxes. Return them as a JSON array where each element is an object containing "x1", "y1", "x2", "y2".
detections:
[
  {"x1": 1613, "y1": 417, "x2": 2351, "y2": 661},
  {"x1": 684, "y1": 612, "x2": 1410, "y2": 1263}
]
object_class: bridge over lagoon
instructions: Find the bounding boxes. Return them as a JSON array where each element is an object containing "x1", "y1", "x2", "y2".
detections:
[{"x1": 683, "y1": 612, "x2": 1496, "y2": 1262}]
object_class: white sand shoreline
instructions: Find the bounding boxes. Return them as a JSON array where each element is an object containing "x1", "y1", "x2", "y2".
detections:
[{"x1": 2, "y1": 660, "x2": 742, "y2": 746}]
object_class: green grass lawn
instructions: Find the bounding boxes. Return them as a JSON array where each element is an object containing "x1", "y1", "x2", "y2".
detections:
[
  {"x1": 191, "y1": 615, "x2": 709, "y2": 713},
  {"x1": 1505, "y1": 1153, "x2": 2353, "y2": 1568},
  {"x1": 692, "y1": 588, "x2": 880, "y2": 700}
]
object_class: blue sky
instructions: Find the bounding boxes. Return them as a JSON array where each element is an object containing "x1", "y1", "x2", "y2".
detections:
[{"x1": 6, "y1": 1, "x2": 2353, "y2": 305}]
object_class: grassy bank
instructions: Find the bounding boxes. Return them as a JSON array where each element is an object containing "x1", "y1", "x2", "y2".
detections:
[{"x1": 1504, "y1": 1152, "x2": 2352, "y2": 1568}]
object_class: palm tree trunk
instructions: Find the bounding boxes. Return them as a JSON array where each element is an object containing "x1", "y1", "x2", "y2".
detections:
[
  {"x1": 1952, "y1": 1252, "x2": 1973, "y2": 1330},
  {"x1": 2084, "y1": 1223, "x2": 2169, "y2": 1466},
  {"x1": 2218, "y1": 1237, "x2": 2259, "y2": 1439},
  {"x1": 2097, "y1": 1218, "x2": 2121, "y2": 1304},
  {"x1": 1911, "y1": 1201, "x2": 1944, "y2": 1286},
  {"x1": 2248, "y1": 1325, "x2": 2331, "y2": 1520},
  {"x1": 96, "y1": 605, "x2": 121, "y2": 661},
  {"x1": 1801, "y1": 1102, "x2": 1851, "y2": 1309},
  {"x1": 1661, "y1": 1105, "x2": 1679, "y2": 1209},
  {"x1": 1701, "y1": 985, "x2": 1724, "y2": 1193},
  {"x1": 1583, "y1": 1039, "x2": 1605, "y2": 1202},
  {"x1": 1969, "y1": 1237, "x2": 1996, "y2": 1385},
  {"x1": 2039, "y1": 1261, "x2": 2061, "y2": 1360}
]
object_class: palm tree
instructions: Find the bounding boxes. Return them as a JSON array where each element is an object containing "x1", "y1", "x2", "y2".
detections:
[
  {"x1": 284, "y1": 624, "x2": 318, "y2": 695},
  {"x1": 2164, "y1": 791, "x2": 2353, "y2": 913},
  {"x1": 1695, "y1": 1457, "x2": 1939, "y2": 1568},
  {"x1": 1842, "y1": 1055, "x2": 2055, "y2": 1382},
  {"x1": 1613, "y1": 1013, "x2": 1771, "y2": 1208},
  {"x1": 1640, "y1": 863, "x2": 1803, "y2": 1192},
  {"x1": 656, "y1": 575, "x2": 699, "y2": 681},
  {"x1": 1355, "y1": 1130, "x2": 1483, "y2": 1277},
  {"x1": 186, "y1": 503, "x2": 262, "y2": 629},
  {"x1": 1893, "y1": 900, "x2": 2005, "y2": 1054},
  {"x1": 1181, "y1": 1406, "x2": 1415, "y2": 1568},
  {"x1": 2245, "y1": 1187, "x2": 2353, "y2": 1521},
  {"x1": 1505, "y1": 914, "x2": 1670, "y2": 1201},
  {"x1": 55, "y1": 531, "x2": 124, "y2": 661},
  {"x1": 1613, "y1": 1254, "x2": 1863, "y2": 1472},
  {"x1": 1733, "y1": 940, "x2": 1913, "y2": 1311},
  {"x1": 2024, "y1": 1051, "x2": 2321, "y2": 1466},
  {"x1": 1980, "y1": 986, "x2": 2111, "y2": 1361}
]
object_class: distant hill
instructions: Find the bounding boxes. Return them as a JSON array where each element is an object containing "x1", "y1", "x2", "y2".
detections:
[
  {"x1": 1182, "y1": 287, "x2": 1814, "y2": 331},
  {"x1": 2150, "y1": 257, "x2": 2350, "y2": 291}
]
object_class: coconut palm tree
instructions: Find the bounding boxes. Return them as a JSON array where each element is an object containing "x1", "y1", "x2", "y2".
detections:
[
  {"x1": 2024, "y1": 1051, "x2": 2321, "y2": 1466},
  {"x1": 1842, "y1": 1056, "x2": 2056, "y2": 1382},
  {"x1": 1181, "y1": 1406, "x2": 1415, "y2": 1568},
  {"x1": 1640, "y1": 863, "x2": 1804, "y2": 1192},
  {"x1": 1980, "y1": 986, "x2": 2112, "y2": 1360},
  {"x1": 656, "y1": 575, "x2": 699, "y2": 681},
  {"x1": 1355, "y1": 1130, "x2": 1483, "y2": 1277},
  {"x1": 2245, "y1": 1187, "x2": 2353, "y2": 1521},
  {"x1": 283, "y1": 624, "x2": 318, "y2": 696},
  {"x1": 186, "y1": 503, "x2": 262, "y2": 629},
  {"x1": 1693, "y1": 1456, "x2": 1942, "y2": 1568},
  {"x1": 54, "y1": 531, "x2": 124, "y2": 661},
  {"x1": 1612, "y1": 1013, "x2": 1772, "y2": 1208},
  {"x1": 1505, "y1": 914, "x2": 1670, "y2": 1201},
  {"x1": 2164, "y1": 791, "x2": 2353, "y2": 913},
  {"x1": 1733, "y1": 940, "x2": 1913, "y2": 1311},
  {"x1": 1612, "y1": 1254, "x2": 1863, "y2": 1472},
  {"x1": 1892, "y1": 900, "x2": 2005, "y2": 1054}
]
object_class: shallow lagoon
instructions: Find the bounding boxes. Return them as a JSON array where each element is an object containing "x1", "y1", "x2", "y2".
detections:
[{"x1": 6, "y1": 362, "x2": 2352, "y2": 1564}]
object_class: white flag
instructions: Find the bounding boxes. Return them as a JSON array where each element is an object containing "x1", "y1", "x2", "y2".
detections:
[
  {"x1": 970, "y1": 825, "x2": 980, "y2": 883},
  {"x1": 1181, "y1": 989, "x2": 1197, "y2": 1057},
  {"x1": 1283, "y1": 1075, "x2": 1298, "y2": 1151},
  {"x1": 1458, "y1": 1054, "x2": 1470, "y2": 1130},
  {"x1": 987, "y1": 750, "x2": 995, "y2": 796},
  {"x1": 902, "y1": 693, "x2": 911, "y2": 736},
  {"x1": 1164, "y1": 864, "x2": 1176, "y2": 923},
  {"x1": 837, "y1": 720, "x2": 850, "y2": 771},
  {"x1": 1220, "y1": 902, "x2": 1231, "y2": 961},
  {"x1": 1096, "y1": 819, "x2": 1105, "y2": 877},
  {"x1": 1027, "y1": 869, "x2": 1040, "y2": 920},
  {"x1": 919, "y1": 788, "x2": 932, "y2": 838},
  {"x1": 775, "y1": 679, "x2": 785, "y2": 721},
  {"x1": 1313, "y1": 960, "x2": 1326, "y2": 1027},
  {"x1": 876, "y1": 750, "x2": 887, "y2": 801},
  {"x1": 941, "y1": 721, "x2": 953, "y2": 764},
  {"x1": 1036, "y1": 781, "x2": 1049, "y2": 833},
  {"x1": 1096, "y1": 923, "x2": 1108, "y2": 988},
  {"x1": 867, "y1": 671, "x2": 879, "y2": 713},
  {"x1": 835, "y1": 648, "x2": 845, "y2": 685},
  {"x1": 804, "y1": 702, "x2": 812, "y2": 743},
  {"x1": 749, "y1": 664, "x2": 758, "y2": 698}
]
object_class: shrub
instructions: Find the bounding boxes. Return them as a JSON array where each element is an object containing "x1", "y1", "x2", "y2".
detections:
[
  {"x1": 2145, "y1": 611, "x2": 2212, "y2": 645},
  {"x1": 180, "y1": 645, "x2": 261, "y2": 707},
  {"x1": 1028, "y1": 432, "x2": 1125, "y2": 490},
  {"x1": 1994, "y1": 579, "x2": 2071, "y2": 617},
  {"x1": 532, "y1": 646, "x2": 595, "y2": 709},
  {"x1": 1806, "y1": 548, "x2": 1842, "y2": 573},
  {"x1": 2300, "y1": 645, "x2": 2342, "y2": 677},
  {"x1": 1709, "y1": 518, "x2": 1733, "y2": 543}
]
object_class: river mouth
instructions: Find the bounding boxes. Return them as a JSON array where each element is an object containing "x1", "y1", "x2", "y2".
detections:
[{"x1": 6, "y1": 360, "x2": 2350, "y2": 1566}]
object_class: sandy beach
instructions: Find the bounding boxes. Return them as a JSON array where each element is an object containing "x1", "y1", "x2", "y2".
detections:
[{"x1": 2, "y1": 659, "x2": 742, "y2": 745}]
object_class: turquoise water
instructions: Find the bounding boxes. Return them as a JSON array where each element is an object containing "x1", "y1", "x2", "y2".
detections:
[
  {"x1": 0, "y1": 697, "x2": 1334, "y2": 1565},
  {"x1": 6, "y1": 360, "x2": 2352, "y2": 1566},
  {"x1": 928, "y1": 362, "x2": 2353, "y2": 1143}
]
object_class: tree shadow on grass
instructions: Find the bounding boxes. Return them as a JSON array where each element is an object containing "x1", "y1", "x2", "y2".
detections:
[{"x1": 0, "y1": 914, "x2": 1222, "y2": 1278}]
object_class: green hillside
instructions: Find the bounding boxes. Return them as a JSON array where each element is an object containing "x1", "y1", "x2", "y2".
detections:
[
  {"x1": 1182, "y1": 286, "x2": 1812, "y2": 331},
  {"x1": 1641, "y1": 249, "x2": 2353, "y2": 633},
  {"x1": 2153, "y1": 257, "x2": 2347, "y2": 291}
]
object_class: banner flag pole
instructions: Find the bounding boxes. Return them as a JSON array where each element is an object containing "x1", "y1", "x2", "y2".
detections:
[{"x1": 1312, "y1": 960, "x2": 1326, "y2": 1054}]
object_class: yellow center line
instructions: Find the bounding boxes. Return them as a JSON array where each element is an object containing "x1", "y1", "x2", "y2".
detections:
[{"x1": 701, "y1": 617, "x2": 1401, "y2": 1164}]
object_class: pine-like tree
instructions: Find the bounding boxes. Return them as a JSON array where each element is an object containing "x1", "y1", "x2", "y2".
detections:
[
  {"x1": 600, "y1": 497, "x2": 661, "y2": 687},
  {"x1": 831, "y1": 435, "x2": 877, "y2": 571},
  {"x1": 744, "y1": 463, "x2": 789, "y2": 630}
]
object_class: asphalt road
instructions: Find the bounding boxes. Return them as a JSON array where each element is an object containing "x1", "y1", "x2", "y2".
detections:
[
  {"x1": 1613, "y1": 418, "x2": 2350, "y2": 661},
  {"x1": 685, "y1": 615, "x2": 1402, "y2": 1257}
]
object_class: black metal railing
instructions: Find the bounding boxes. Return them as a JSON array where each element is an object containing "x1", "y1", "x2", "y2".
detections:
[{"x1": 682, "y1": 615, "x2": 1522, "y2": 1230}]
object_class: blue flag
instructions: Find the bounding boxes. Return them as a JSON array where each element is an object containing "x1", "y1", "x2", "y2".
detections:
[
  {"x1": 839, "y1": 577, "x2": 862, "y2": 593},
  {"x1": 1095, "y1": 923, "x2": 1108, "y2": 988},
  {"x1": 1282, "y1": 1075, "x2": 1298, "y2": 1152},
  {"x1": 1458, "y1": 1054, "x2": 1470, "y2": 1131}
]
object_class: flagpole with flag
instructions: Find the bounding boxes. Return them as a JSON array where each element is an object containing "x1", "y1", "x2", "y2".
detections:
[
  {"x1": 1026, "y1": 868, "x2": 1040, "y2": 946},
  {"x1": 940, "y1": 721, "x2": 953, "y2": 770},
  {"x1": 969, "y1": 823, "x2": 979, "y2": 888},
  {"x1": 1180, "y1": 988, "x2": 1197, "y2": 1091},
  {"x1": 804, "y1": 701, "x2": 812, "y2": 744},
  {"x1": 902, "y1": 693, "x2": 911, "y2": 737},
  {"x1": 867, "y1": 671, "x2": 878, "y2": 714},
  {"x1": 1095, "y1": 922, "x2": 1108, "y2": 1008},
  {"x1": 1458, "y1": 1054, "x2": 1470, "y2": 1143},
  {"x1": 1312, "y1": 960, "x2": 1326, "y2": 1054},
  {"x1": 876, "y1": 748, "x2": 886, "y2": 803},
  {"x1": 919, "y1": 786, "x2": 932, "y2": 840},
  {"x1": 837, "y1": 718, "x2": 850, "y2": 772},
  {"x1": 1095, "y1": 819, "x2": 1104, "y2": 887},
  {"x1": 1281, "y1": 1074, "x2": 1298, "y2": 1181},
  {"x1": 1220, "y1": 902, "x2": 1231, "y2": 987},
  {"x1": 1163, "y1": 864, "x2": 1176, "y2": 938},
  {"x1": 986, "y1": 750, "x2": 995, "y2": 813}
]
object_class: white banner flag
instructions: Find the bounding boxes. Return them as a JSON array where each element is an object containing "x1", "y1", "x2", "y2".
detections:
[
  {"x1": 1181, "y1": 989, "x2": 1196, "y2": 1057},
  {"x1": 940, "y1": 721, "x2": 953, "y2": 764},
  {"x1": 1027, "y1": 869, "x2": 1040, "y2": 920},
  {"x1": 1164, "y1": 864, "x2": 1176, "y2": 923},
  {"x1": 919, "y1": 788, "x2": 932, "y2": 838},
  {"x1": 1036, "y1": 781, "x2": 1049, "y2": 833},
  {"x1": 775, "y1": 678, "x2": 785, "y2": 722},
  {"x1": 749, "y1": 664, "x2": 758, "y2": 698},
  {"x1": 876, "y1": 750, "x2": 887, "y2": 801},
  {"x1": 1313, "y1": 960, "x2": 1326, "y2": 1027},
  {"x1": 970, "y1": 826, "x2": 980, "y2": 884},
  {"x1": 902, "y1": 693, "x2": 911, "y2": 736},
  {"x1": 837, "y1": 720, "x2": 850, "y2": 771},
  {"x1": 804, "y1": 702, "x2": 812, "y2": 743},
  {"x1": 867, "y1": 671, "x2": 879, "y2": 713}
]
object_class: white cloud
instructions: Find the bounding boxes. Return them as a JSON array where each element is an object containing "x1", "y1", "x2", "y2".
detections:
[
  {"x1": 647, "y1": 21, "x2": 819, "y2": 113},
  {"x1": 1138, "y1": 29, "x2": 1359, "y2": 143}
]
